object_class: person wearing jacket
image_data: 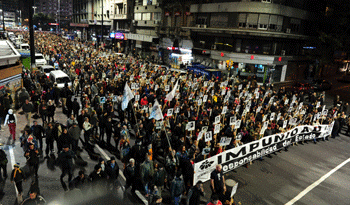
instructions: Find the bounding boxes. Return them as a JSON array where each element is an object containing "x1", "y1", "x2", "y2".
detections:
[
  {"x1": 31, "y1": 121, "x2": 44, "y2": 151},
  {"x1": 124, "y1": 158, "x2": 135, "y2": 192},
  {"x1": 140, "y1": 153, "x2": 154, "y2": 197},
  {"x1": 22, "y1": 99, "x2": 34, "y2": 126},
  {"x1": 106, "y1": 156, "x2": 119, "y2": 190},
  {"x1": 11, "y1": 163, "x2": 26, "y2": 196},
  {"x1": 68, "y1": 123, "x2": 81, "y2": 152},
  {"x1": 47, "y1": 100, "x2": 56, "y2": 123},
  {"x1": 4, "y1": 109, "x2": 17, "y2": 142},
  {"x1": 57, "y1": 144, "x2": 75, "y2": 191},
  {"x1": 45, "y1": 122, "x2": 55, "y2": 156},
  {"x1": 170, "y1": 172, "x2": 185, "y2": 205},
  {"x1": 69, "y1": 170, "x2": 86, "y2": 191},
  {"x1": 83, "y1": 117, "x2": 92, "y2": 145},
  {"x1": 0, "y1": 148, "x2": 8, "y2": 181},
  {"x1": 187, "y1": 181, "x2": 205, "y2": 205},
  {"x1": 24, "y1": 143, "x2": 40, "y2": 177}
]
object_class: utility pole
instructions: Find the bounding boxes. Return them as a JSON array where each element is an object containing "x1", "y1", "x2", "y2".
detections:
[
  {"x1": 28, "y1": 0, "x2": 35, "y2": 69},
  {"x1": 1, "y1": 1, "x2": 5, "y2": 31},
  {"x1": 101, "y1": 0, "x2": 103, "y2": 46},
  {"x1": 58, "y1": 0, "x2": 60, "y2": 33}
]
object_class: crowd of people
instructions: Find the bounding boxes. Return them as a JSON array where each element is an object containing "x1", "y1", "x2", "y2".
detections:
[{"x1": 0, "y1": 31, "x2": 348, "y2": 205}]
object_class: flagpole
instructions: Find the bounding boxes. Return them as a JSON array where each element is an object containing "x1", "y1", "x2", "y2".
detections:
[{"x1": 161, "y1": 118, "x2": 172, "y2": 150}]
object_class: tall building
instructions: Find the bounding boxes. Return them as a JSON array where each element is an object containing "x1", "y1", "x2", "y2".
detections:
[
  {"x1": 125, "y1": 0, "x2": 162, "y2": 57},
  {"x1": 72, "y1": 0, "x2": 114, "y2": 41},
  {"x1": 178, "y1": 0, "x2": 326, "y2": 83},
  {"x1": 1, "y1": 0, "x2": 21, "y2": 28},
  {"x1": 35, "y1": 0, "x2": 73, "y2": 28}
]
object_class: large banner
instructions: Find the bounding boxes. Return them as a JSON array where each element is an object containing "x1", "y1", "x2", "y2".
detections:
[{"x1": 193, "y1": 124, "x2": 334, "y2": 185}]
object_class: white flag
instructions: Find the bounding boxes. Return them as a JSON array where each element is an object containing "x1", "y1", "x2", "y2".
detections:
[
  {"x1": 122, "y1": 83, "x2": 135, "y2": 111},
  {"x1": 165, "y1": 80, "x2": 179, "y2": 102},
  {"x1": 149, "y1": 100, "x2": 164, "y2": 120}
]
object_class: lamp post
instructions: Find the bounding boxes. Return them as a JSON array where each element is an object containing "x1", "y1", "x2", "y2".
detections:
[
  {"x1": 33, "y1": 6, "x2": 37, "y2": 15},
  {"x1": 58, "y1": 0, "x2": 60, "y2": 33},
  {"x1": 101, "y1": 0, "x2": 103, "y2": 46},
  {"x1": 29, "y1": 0, "x2": 35, "y2": 68},
  {"x1": 17, "y1": 10, "x2": 21, "y2": 26},
  {"x1": 0, "y1": 9, "x2": 4, "y2": 31}
]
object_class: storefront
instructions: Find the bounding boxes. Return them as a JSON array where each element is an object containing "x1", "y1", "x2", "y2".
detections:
[
  {"x1": 169, "y1": 48, "x2": 193, "y2": 69},
  {"x1": 210, "y1": 51, "x2": 292, "y2": 83},
  {"x1": 109, "y1": 32, "x2": 126, "y2": 53}
]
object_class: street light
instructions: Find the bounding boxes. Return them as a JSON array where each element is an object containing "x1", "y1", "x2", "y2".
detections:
[
  {"x1": 0, "y1": 9, "x2": 4, "y2": 31},
  {"x1": 32, "y1": 6, "x2": 37, "y2": 14},
  {"x1": 17, "y1": 10, "x2": 22, "y2": 26}
]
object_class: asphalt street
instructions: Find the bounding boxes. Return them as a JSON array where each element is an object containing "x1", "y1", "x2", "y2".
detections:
[
  {"x1": 0, "y1": 86, "x2": 349, "y2": 205},
  {"x1": 0, "y1": 105, "x2": 143, "y2": 205}
]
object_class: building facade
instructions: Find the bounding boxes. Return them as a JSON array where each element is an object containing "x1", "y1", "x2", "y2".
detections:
[
  {"x1": 181, "y1": 0, "x2": 324, "y2": 83},
  {"x1": 125, "y1": 0, "x2": 162, "y2": 57},
  {"x1": 35, "y1": 0, "x2": 73, "y2": 28}
]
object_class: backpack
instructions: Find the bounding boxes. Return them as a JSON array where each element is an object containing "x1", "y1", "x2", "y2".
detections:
[{"x1": 8, "y1": 114, "x2": 15, "y2": 124}]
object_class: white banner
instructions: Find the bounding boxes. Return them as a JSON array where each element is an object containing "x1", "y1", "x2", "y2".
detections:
[{"x1": 193, "y1": 124, "x2": 332, "y2": 185}]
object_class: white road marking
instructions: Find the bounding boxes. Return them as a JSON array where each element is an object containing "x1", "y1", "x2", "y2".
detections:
[
  {"x1": 9, "y1": 146, "x2": 19, "y2": 195},
  {"x1": 94, "y1": 144, "x2": 148, "y2": 204},
  {"x1": 285, "y1": 157, "x2": 350, "y2": 205},
  {"x1": 94, "y1": 144, "x2": 126, "y2": 181}
]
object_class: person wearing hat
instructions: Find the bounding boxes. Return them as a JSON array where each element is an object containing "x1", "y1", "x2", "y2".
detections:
[
  {"x1": 10, "y1": 163, "x2": 26, "y2": 197},
  {"x1": 21, "y1": 189, "x2": 46, "y2": 205},
  {"x1": 24, "y1": 143, "x2": 40, "y2": 178},
  {"x1": 106, "y1": 156, "x2": 119, "y2": 190},
  {"x1": 89, "y1": 164, "x2": 105, "y2": 193},
  {"x1": 57, "y1": 144, "x2": 75, "y2": 191},
  {"x1": 4, "y1": 109, "x2": 17, "y2": 142}
]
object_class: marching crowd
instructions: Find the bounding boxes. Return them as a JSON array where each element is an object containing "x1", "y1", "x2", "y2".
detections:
[{"x1": 0, "y1": 31, "x2": 348, "y2": 205}]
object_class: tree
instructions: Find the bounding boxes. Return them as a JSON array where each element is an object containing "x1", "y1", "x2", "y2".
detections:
[{"x1": 33, "y1": 13, "x2": 55, "y2": 31}]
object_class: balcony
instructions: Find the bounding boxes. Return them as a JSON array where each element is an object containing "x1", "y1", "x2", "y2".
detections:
[
  {"x1": 158, "y1": 26, "x2": 190, "y2": 37},
  {"x1": 113, "y1": 14, "x2": 127, "y2": 20}
]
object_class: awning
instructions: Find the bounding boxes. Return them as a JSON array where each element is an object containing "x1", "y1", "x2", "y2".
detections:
[{"x1": 125, "y1": 33, "x2": 157, "y2": 43}]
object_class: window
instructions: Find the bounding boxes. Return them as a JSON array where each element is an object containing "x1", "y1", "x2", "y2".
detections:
[
  {"x1": 238, "y1": 13, "x2": 247, "y2": 28},
  {"x1": 153, "y1": 12, "x2": 161, "y2": 21},
  {"x1": 247, "y1": 14, "x2": 258, "y2": 29},
  {"x1": 290, "y1": 18, "x2": 301, "y2": 33},
  {"x1": 269, "y1": 15, "x2": 282, "y2": 31},
  {"x1": 142, "y1": 13, "x2": 151, "y2": 20},
  {"x1": 258, "y1": 14, "x2": 269, "y2": 30},
  {"x1": 262, "y1": 0, "x2": 271, "y2": 3},
  {"x1": 134, "y1": 13, "x2": 142, "y2": 20}
]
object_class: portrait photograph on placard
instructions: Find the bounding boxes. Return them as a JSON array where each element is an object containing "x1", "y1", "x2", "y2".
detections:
[
  {"x1": 202, "y1": 126, "x2": 208, "y2": 132},
  {"x1": 167, "y1": 108, "x2": 173, "y2": 116},
  {"x1": 214, "y1": 115, "x2": 221, "y2": 124}
]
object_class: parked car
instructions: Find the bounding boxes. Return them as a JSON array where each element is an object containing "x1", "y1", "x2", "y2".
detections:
[
  {"x1": 35, "y1": 53, "x2": 47, "y2": 67},
  {"x1": 311, "y1": 79, "x2": 332, "y2": 91},
  {"x1": 39, "y1": 65, "x2": 55, "y2": 77}
]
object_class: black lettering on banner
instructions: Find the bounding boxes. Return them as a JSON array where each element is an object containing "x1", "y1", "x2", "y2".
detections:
[
  {"x1": 262, "y1": 137, "x2": 272, "y2": 146},
  {"x1": 301, "y1": 126, "x2": 310, "y2": 133},
  {"x1": 291, "y1": 128, "x2": 298, "y2": 136},
  {"x1": 249, "y1": 142, "x2": 259, "y2": 152},
  {"x1": 194, "y1": 125, "x2": 332, "y2": 185},
  {"x1": 225, "y1": 146, "x2": 247, "y2": 161}
]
